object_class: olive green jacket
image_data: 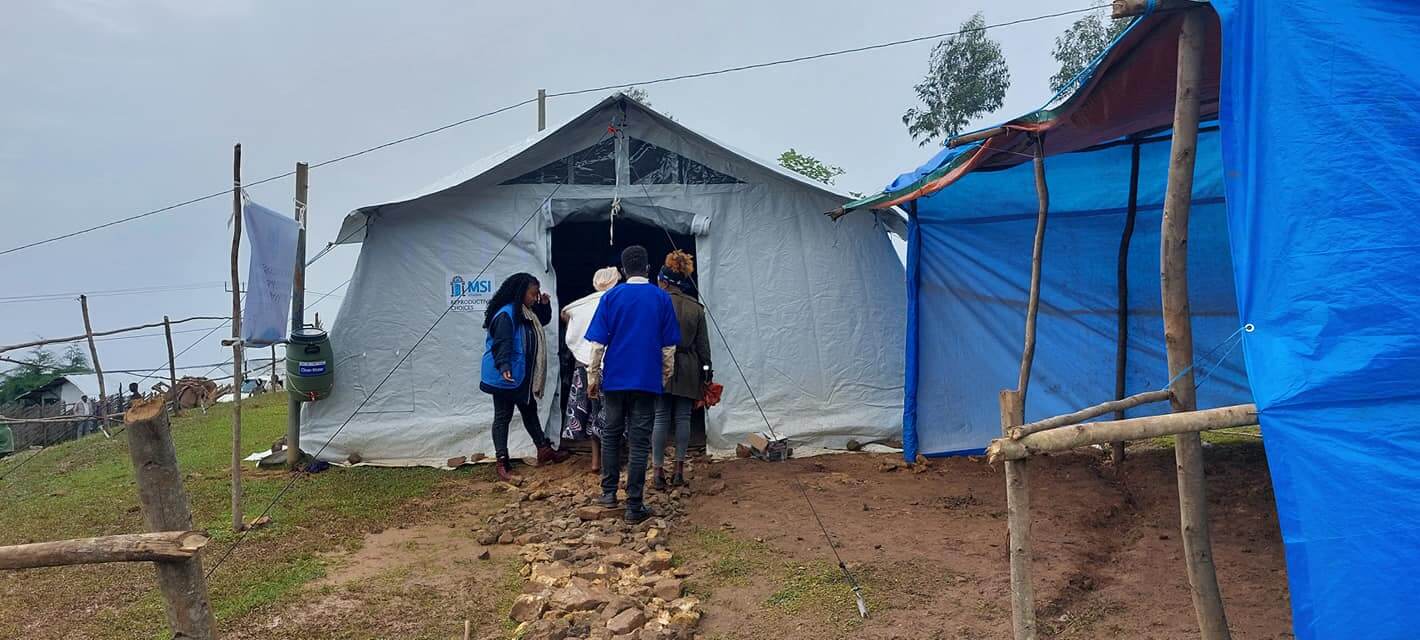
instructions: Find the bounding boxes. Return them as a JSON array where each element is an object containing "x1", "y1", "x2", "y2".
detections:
[{"x1": 665, "y1": 289, "x2": 711, "y2": 399}]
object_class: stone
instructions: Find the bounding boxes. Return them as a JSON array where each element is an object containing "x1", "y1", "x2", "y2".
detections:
[
  {"x1": 446, "y1": 455, "x2": 467, "y2": 467},
  {"x1": 477, "y1": 528, "x2": 501, "y2": 545},
  {"x1": 605, "y1": 550, "x2": 642, "y2": 567},
  {"x1": 878, "y1": 459, "x2": 902, "y2": 472},
  {"x1": 667, "y1": 610, "x2": 700, "y2": 630},
  {"x1": 591, "y1": 533, "x2": 624, "y2": 548},
  {"x1": 577, "y1": 505, "x2": 621, "y2": 521},
  {"x1": 606, "y1": 607, "x2": 646, "y2": 635},
  {"x1": 551, "y1": 578, "x2": 613, "y2": 611},
  {"x1": 531, "y1": 561, "x2": 574, "y2": 586},
  {"x1": 652, "y1": 579, "x2": 683, "y2": 601},
  {"x1": 517, "y1": 531, "x2": 549, "y2": 545},
  {"x1": 645, "y1": 528, "x2": 664, "y2": 545},
  {"x1": 706, "y1": 466, "x2": 722, "y2": 479},
  {"x1": 510, "y1": 593, "x2": 548, "y2": 622},
  {"x1": 641, "y1": 550, "x2": 673, "y2": 572},
  {"x1": 700, "y1": 480, "x2": 726, "y2": 496},
  {"x1": 603, "y1": 595, "x2": 639, "y2": 620},
  {"x1": 477, "y1": 549, "x2": 491, "y2": 560},
  {"x1": 549, "y1": 545, "x2": 573, "y2": 561},
  {"x1": 735, "y1": 444, "x2": 751, "y2": 458},
  {"x1": 498, "y1": 531, "x2": 516, "y2": 545}
]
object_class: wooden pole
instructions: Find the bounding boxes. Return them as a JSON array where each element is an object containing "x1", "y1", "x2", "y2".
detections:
[
  {"x1": 999, "y1": 390, "x2": 1035, "y2": 640},
  {"x1": 163, "y1": 316, "x2": 177, "y2": 404},
  {"x1": 1112, "y1": 0, "x2": 1201, "y2": 18},
  {"x1": 999, "y1": 134, "x2": 1050, "y2": 640},
  {"x1": 78, "y1": 295, "x2": 111, "y2": 437},
  {"x1": 1009, "y1": 389, "x2": 1171, "y2": 439},
  {"x1": 0, "y1": 531, "x2": 210, "y2": 570},
  {"x1": 288, "y1": 161, "x2": 308, "y2": 469},
  {"x1": 0, "y1": 316, "x2": 231, "y2": 355},
  {"x1": 537, "y1": 89, "x2": 547, "y2": 132},
  {"x1": 948, "y1": 125, "x2": 1009, "y2": 148},
  {"x1": 230, "y1": 143, "x2": 245, "y2": 533},
  {"x1": 1161, "y1": 10, "x2": 1231, "y2": 639},
  {"x1": 1112, "y1": 141, "x2": 1144, "y2": 465},
  {"x1": 990, "y1": 404, "x2": 1257, "y2": 463},
  {"x1": 124, "y1": 398, "x2": 216, "y2": 639}
]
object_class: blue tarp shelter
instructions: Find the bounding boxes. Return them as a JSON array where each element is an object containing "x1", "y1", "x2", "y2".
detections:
[{"x1": 839, "y1": 1, "x2": 1420, "y2": 637}]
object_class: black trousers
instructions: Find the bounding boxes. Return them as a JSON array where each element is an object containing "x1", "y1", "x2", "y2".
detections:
[
  {"x1": 600, "y1": 390, "x2": 657, "y2": 509},
  {"x1": 492, "y1": 395, "x2": 549, "y2": 463}
]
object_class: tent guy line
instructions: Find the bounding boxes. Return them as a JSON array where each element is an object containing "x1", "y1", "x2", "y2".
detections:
[{"x1": 0, "y1": 4, "x2": 1106, "y2": 260}]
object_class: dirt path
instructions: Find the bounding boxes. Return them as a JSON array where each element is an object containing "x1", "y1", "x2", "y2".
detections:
[{"x1": 230, "y1": 442, "x2": 1289, "y2": 640}]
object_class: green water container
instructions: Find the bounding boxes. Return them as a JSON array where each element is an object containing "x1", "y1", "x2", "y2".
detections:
[
  {"x1": 287, "y1": 328, "x2": 335, "y2": 402},
  {"x1": 0, "y1": 425, "x2": 14, "y2": 457}
]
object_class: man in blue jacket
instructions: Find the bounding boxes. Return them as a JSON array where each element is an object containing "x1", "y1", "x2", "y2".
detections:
[{"x1": 586, "y1": 245, "x2": 682, "y2": 523}]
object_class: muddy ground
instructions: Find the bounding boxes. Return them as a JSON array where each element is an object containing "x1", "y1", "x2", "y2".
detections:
[{"x1": 235, "y1": 441, "x2": 1289, "y2": 640}]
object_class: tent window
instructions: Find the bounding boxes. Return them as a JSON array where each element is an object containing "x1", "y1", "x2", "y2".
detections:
[
  {"x1": 628, "y1": 138, "x2": 742, "y2": 185},
  {"x1": 502, "y1": 138, "x2": 618, "y2": 185}
]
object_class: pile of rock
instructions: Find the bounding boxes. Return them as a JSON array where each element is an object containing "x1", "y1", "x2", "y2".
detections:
[{"x1": 473, "y1": 471, "x2": 715, "y2": 640}]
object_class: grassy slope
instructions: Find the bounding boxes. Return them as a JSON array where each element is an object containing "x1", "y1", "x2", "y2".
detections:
[{"x1": 0, "y1": 394, "x2": 451, "y2": 639}]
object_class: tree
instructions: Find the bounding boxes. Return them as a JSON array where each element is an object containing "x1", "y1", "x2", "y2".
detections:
[
  {"x1": 1049, "y1": 11, "x2": 1130, "y2": 94},
  {"x1": 778, "y1": 149, "x2": 846, "y2": 185},
  {"x1": 0, "y1": 346, "x2": 91, "y2": 405},
  {"x1": 903, "y1": 12, "x2": 1011, "y2": 147}
]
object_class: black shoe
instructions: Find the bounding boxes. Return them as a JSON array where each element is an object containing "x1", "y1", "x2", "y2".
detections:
[
  {"x1": 652, "y1": 467, "x2": 668, "y2": 491},
  {"x1": 598, "y1": 493, "x2": 619, "y2": 508},
  {"x1": 624, "y1": 505, "x2": 654, "y2": 524}
]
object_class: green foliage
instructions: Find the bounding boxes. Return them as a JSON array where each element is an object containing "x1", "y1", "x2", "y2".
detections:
[
  {"x1": 778, "y1": 149, "x2": 846, "y2": 185},
  {"x1": 1050, "y1": 10, "x2": 1130, "y2": 94},
  {"x1": 903, "y1": 12, "x2": 1011, "y2": 146},
  {"x1": 0, "y1": 346, "x2": 91, "y2": 404}
]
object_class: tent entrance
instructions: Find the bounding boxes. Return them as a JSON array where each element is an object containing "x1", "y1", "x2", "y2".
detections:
[{"x1": 549, "y1": 217, "x2": 705, "y2": 452}]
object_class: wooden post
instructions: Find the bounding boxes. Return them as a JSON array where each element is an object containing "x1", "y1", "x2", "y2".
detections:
[
  {"x1": 999, "y1": 134, "x2": 1049, "y2": 640},
  {"x1": 79, "y1": 295, "x2": 111, "y2": 437},
  {"x1": 999, "y1": 390, "x2": 1035, "y2": 640},
  {"x1": 989, "y1": 404, "x2": 1258, "y2": 463},
  {"x1": 124, "y1": 398, "x2": 216, "y2": 638},
  {"x1": 1161, "y1": 10, "x2": 1231, "y2": 640},
  {"x1": 230, "y1": 143, "x2": 245, "y2": 533},
  {"x1": 1009, "y1": 389, "x2": 1172, "y2": 439},
  {"x1": 537, "y1": 88, "x2": 547, "y2": 132},
  {"x1": 269, "y1": 344, "x2": 278, "y2": 390},
  {"x1": 163, "y1": 316, "x2": 177, "y2": 406},
  {"x1": 1112, "y1": 141, "x2": 1143, "y2": 465},
  {"x1": 288, "y1": 162, "x2": 308, "y2": 469}
]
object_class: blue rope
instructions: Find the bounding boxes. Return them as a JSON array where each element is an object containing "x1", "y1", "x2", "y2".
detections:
[{"x1": 1165, "y1": 324, "x2": 1248, "y2": 390}]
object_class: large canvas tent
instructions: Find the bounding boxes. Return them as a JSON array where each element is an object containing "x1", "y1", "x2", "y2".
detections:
[
  {"x1": 840, "y1": 1, "x2": 1420, "y2": 637},
  {"x1": 304, "y1": 94, "x2": 907, "y2": 467}
]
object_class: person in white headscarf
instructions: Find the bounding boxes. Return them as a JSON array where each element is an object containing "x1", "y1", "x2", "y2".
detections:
[{"x1": 561, "y1": 266, "x2": 621, "y2": 472}]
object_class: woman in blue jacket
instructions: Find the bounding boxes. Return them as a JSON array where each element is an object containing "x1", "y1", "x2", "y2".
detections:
[{"x1": 480, "y1": 272, "x2": 569, "y2": 481}]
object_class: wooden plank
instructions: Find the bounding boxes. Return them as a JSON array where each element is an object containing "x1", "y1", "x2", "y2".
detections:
[
  {"x1": 1009, "y1": 389, "x2": 1171, "y2": 439},
  {"x1": 125, "y1": 398, "x2": 216, "y2": 639},
  {"x1": 1161, "y1": 9, "x2": 1231, "y2": 639},
  {"x1": 0, "y1": 531, "x2": 209, "y2": 570},
  {"x1": 988, "y1": 404, "x2": 1257, "y2": 463}
]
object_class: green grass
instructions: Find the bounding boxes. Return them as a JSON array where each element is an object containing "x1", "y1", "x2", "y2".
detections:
[
  {"x1": 1148, "y1": 426, "x2": 1263, "y2": 449},
  {"x1": 0, "y1": 393, "x2": 453, "y2": 640}
]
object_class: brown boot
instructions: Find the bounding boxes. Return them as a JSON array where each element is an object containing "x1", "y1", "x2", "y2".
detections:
[
  {"x1": 537, "y1": 445, "x2": 571, "y2": 465},
  {"x1": 671, "y1": 460, "x2": 687, "y2": 487},
  {"x1": 652, "y1": 466, "x2": 668, "y2": 491},
  {"x1": 495, "y1": 459, "x2": 514, "y2": 483}
]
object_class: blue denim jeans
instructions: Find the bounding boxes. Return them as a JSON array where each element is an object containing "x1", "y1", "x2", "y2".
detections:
[
  {"x1": 652, "y1": 394, "x2": 693, "y2": 467},
  {"x1": 600, "y1": 390, "x2": 656, "y2": 509}
]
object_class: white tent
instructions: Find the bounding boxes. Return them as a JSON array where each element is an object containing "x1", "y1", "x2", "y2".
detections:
[{"x1": 304, "y1": 94, "x2": 907, "y2": 467}]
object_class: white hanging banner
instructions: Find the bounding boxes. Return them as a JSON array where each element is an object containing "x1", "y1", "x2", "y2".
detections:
[{"x1": 241, "y1": 198, "x2": 299, "y2": 347}]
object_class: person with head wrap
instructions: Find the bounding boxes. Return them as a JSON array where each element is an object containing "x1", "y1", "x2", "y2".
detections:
[
  {"x1": 560, "y1": 266, "x2": 620, "y2": 472},
  {"x1": 651, "y1": 250, "x2": 711, "y2": 489}
]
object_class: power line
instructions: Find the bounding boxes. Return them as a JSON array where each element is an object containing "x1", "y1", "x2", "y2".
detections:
[
  {"x1": 0, "y1": 282, "x2": 226, "y2": 305},
  {"x1": 0, "y1": 4, "x2": 1104, "y2": 259}
]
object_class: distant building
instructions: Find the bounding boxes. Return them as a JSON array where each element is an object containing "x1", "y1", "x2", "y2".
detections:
[{"x1": 15, "y1": 375, "x2": 95, "y2": 408}]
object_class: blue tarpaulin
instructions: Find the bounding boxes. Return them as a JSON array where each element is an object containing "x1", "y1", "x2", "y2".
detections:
[{"x1": 870, "y1": 1, "x2": 1420, "y2": 636}]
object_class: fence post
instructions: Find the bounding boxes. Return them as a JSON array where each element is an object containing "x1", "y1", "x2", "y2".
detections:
[
  {"x1": 79, "y1": 295, "x2": 111, "y2": 436},
  {"x1": 124, "y1": 398, "x2": 216, "y2": 639}
]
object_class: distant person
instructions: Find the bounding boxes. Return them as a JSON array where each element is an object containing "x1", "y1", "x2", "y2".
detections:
[
  {"x1": 586, "y1": 245, "x2": 682, "y2": 523},
  {"x1": 652, "y1": 250, "x2": 711, "y2": 490},
  {"x1": 128, "y1": 382, "x2": 142, "y2": 405},
  {"x1": 73, "y1": 395, "x2": 95, "y2": 438},
  {"x1": 561, "y1": 267, "x2": 620, "y2": 473},
  {"x1": 480, "y1": 273, "x2": 571, "y2": 482}
]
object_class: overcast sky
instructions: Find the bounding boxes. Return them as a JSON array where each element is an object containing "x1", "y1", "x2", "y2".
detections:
[{"x1": 1, "y1": 0, "x2": 1090, "y2": 392}]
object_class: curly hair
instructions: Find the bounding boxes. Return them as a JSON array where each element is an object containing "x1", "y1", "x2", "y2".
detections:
[
  {"x1": 664, "y1": 249, "x2": 694, "y2": 276},
  {"x1": 482, "y1": 272, "x2": 539, "y2": 329}
]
